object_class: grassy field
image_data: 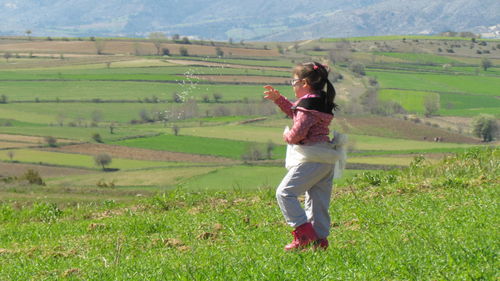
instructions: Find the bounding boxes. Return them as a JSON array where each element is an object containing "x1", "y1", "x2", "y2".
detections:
[
  {"x1": 112, "y1": 134, "x2": 286, "y2": 160},
  {"x1": 0, "y1": 149, "x2": 202, "y2": 170},
  {"x1": 0, "y1": 148, "x2": 497, "y2": 280},
  {"x1": 366, "y1": 70, "x2": 500, "y2": 96},
  {"x1": 0, "y1": 81, "x2": 293, "y2": 102}
]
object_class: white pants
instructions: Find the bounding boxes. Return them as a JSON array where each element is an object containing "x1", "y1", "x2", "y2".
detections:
[{"x1": 276, "y1": 162, "x2": 334, "y2": 239}]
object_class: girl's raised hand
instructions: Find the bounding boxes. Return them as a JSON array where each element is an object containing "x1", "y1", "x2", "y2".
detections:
[{"x1": 263, "y1": 85, "x2": 281, "y2": 101}]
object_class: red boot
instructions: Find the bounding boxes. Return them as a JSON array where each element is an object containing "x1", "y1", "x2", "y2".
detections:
[
  {"x1": 284, "y1": 222, "x2": 318, "y2": 251},
  {"x1": 313, "y1": 238, "x2": 329, "y2": 250}
]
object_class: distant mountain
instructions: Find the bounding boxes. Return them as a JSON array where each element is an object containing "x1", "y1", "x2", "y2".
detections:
[{"x1": 1, "y1": 0, "x2": 499, "y2": 41}]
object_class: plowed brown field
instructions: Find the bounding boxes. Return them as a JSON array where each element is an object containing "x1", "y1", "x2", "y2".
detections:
[{"x1": 0, "y1": 41, "x2": 279, "y2": 57}]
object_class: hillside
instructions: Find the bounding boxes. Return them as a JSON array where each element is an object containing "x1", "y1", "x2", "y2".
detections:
[
  {"x1": 1, "y1": 0, "x2": 499, "y2": 40},
  {"x1": 0, "y1": 147, "x2": 497, "y2": 279}
]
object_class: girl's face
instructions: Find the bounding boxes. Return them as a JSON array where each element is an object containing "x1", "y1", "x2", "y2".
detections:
[{"x1": 291, "y1": 74, "x2": 311, "y2": 99}]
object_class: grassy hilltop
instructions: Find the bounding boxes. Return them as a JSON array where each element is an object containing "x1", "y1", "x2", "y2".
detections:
[{"x1": 0, "y1": 147, "x2": 498, "y2": 280}]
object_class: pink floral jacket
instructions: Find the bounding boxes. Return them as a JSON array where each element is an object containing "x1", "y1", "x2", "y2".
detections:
[{"x1": 274, "y1": 94, "x2": 333, "y2": 145}]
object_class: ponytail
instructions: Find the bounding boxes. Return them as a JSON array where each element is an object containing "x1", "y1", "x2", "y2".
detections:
[{"x1": 325, "y1": 79, "x2": 338, "y2": 112}]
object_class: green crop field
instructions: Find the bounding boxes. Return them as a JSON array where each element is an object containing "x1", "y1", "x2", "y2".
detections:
[
  {"x1": 0, "y1": 124, "x2": 156, "y2": 142},
  {"x1": 366, "y1": 70, "x2": 500, "y2": 96},
  {"x1": 379, "y1": 89, "x2": 436, "y2": 113},
  {"x1": 0, "y1": 81, "x2": 292, "y2": 102},
  {"x1": 112, "y1": 134, "x2": 286, "y2": 160}
]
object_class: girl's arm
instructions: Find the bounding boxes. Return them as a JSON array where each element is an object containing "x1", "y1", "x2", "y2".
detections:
[
  {"x1": 263, "y1": 85, "x2": 293, "y2": 118},
  {"x1": 274, "y1": 95, "x2": 294, "y2": 118},
  {"x1": 284, "y1": 110, "x2": 317, "y2": 144}
]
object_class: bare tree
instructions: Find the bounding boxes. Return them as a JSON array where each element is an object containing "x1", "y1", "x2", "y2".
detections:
[
  {"x1": 3, "y1": 52, "x2": 12, "y2": 62},
  {"x1": 149, "y1": 32, "x2": 167, "y2": 55},
  {"x1": 424, "y1": 94, "x2": 440, "y2": 117},
  {"x1": 95, "y1": 39, "x2": 106, "y2": 55},
  {"x1": 7, "y1": 151, "x2": 14, "y2": 161},
  {"x1": 172, "y1": 125, "x2": 180, "y2": 136},
  {"x1": 481, "y1": 58, "x2": 492, "y2": 71},
  {"x1": 328, "y1": 39, "x2": 352, "y2": 65}
]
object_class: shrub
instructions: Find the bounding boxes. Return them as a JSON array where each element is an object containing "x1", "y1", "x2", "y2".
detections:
[
  {"x1": 44, "y1": 136, "x2": 57, "y2": 147},
  {"x1": 349, "y1": 62, "x2": 365, "y2": 76},
  {"x1": 92, "y1": 133, "x2": 103, "y2": 143},
  {"x1": 472, "y1": 114, "x2": 498, "y2": 142},
  {"x1": 23, "y1": 169, "x2": 45, "y2": 185},
  {"x1": 179, "y1": 47, "x2": 189, "y2": 56}
]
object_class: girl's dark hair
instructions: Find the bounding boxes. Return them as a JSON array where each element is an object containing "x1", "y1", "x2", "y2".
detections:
[{"x1": 293, "y1": 61, "x2": 338, "y2": 112}]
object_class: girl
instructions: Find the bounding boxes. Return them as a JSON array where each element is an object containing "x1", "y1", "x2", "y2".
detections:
[{"x1": 263, "y1": 61, "x2": 338, "y2": 251}]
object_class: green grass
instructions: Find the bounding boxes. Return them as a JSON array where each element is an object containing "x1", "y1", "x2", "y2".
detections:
[
  {"x1": 366, "y1": 70, "x2": 500, "y2": 96},
  {"x1": 0, "y1": 124, "x2": 156, "y2": 142},
  {"x1": 164, "y1": 125, "x2": 476, "y2": 152},
  {"x1": 112, "y1": 134, "x2": 286, "y2": 160},
  {"x1": 439, "y1": 93, "x2": 500, "y2": 115},
  {"x1": 0, "y1": 149, "x2": 197, "y2": 170},
  {"x1": 0, "y1": 148, "x2": 497, "y2": 280},
  {"x1": 379, "y1": 89, "x2": 436, "y2": 113},
  {"x1": 0, "y1": 67, "x2": 289, "y2": 81},
  {"x1": 0, "y1": 81, "x2": 293, "y2": 102}
]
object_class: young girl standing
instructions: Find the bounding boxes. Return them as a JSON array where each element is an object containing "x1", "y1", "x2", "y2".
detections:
[{"x1": 263, "y1": 62, "x2": 338, "y2": 251}]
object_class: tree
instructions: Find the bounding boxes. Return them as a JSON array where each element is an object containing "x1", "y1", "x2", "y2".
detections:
[
  {"x1": 181, "y1": 37, "x2": 191, "y2": 44},
  {"x1": 92, "y1": 133, "x2": 103, "y2": 143},
  {"x1": 472, "y1": 114, "x2": 498, "y2": 142},
  {"x1": 179, "y1": 47, "x2": 189, "y2": 56},
  {"x1": 94, "y1": 153, "x2": 112, "y2": 170},
  {"x1": 3, "y1": 52, "x2": 12, "y2": 62},
  {"x1": 149, "y1": 32, "x2": 167, "y2": 55},
  {"x1": 328, "y1": 39, "x2": 352, "y2": 65},
  {"x1": 349, "y1": 62, "x2": 365, "y2": 76},
  {"x1": 44, "y1": 136, "x2": 57, "y2": 147},
  {"x1": 7, "y1": 151, "x2": 14, "y2": 161},
  {"x1": 162, "y1": 48, "x2": 170, "y2": 56},
  {"x1": 215, "y1": 47, "x2": 224, "y2": 57},
  {"x1": 95, "y1": 40, "x2": 106, "y2": 55},
  {"x1": 213, "y1": 93, "x2": 223, "y2": 103},
  {"x1": 172, "y1": 34, "x2": 180, "y2": 40},
  {"x1": 25, "y1": 30, "x2": 32, "y2": 40},
  {"x1": 266, "y1": 140, "x2": 275, "y2": 160},
  {"x1": 172, "y1": 125, "x2": 180, "y2": 136},
  {"x1": 0, "y1": 95, "x2": 7, "y2": 104},
  {"x1": 424, "y1": 94, "x2": 440, "y2": 117},
  {"x1": 481, "y1": 58, "x2": 492, "y2": 71}
]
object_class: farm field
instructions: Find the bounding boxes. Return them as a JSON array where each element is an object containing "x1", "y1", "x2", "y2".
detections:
[{"x1": 0, "y1": 35, "x2": 496, "y2": 191}]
